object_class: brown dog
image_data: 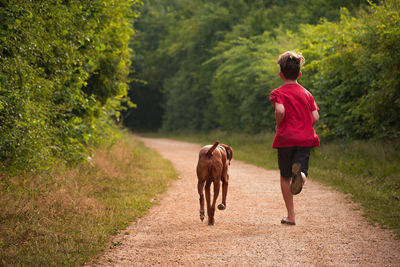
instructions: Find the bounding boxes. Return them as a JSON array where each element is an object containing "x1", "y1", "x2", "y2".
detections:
[{"x1": 197, "y1": 141, "x2": 233, "y2": 225}]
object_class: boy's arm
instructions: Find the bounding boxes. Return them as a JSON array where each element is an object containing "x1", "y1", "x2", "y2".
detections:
[
  {"x1": 312, "y1": 110, "x2": 319, "y2": 126},
  {"x1": 274, "y1": 102, "x2": 285, "y2": 127}
]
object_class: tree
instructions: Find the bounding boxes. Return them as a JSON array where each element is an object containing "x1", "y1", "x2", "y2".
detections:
[{"x1": 301, "y1": 0, "x2": 400, "y2": 139}]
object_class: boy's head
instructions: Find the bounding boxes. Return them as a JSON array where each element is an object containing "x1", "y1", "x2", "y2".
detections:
[{"x1": 277, "y1": 51, "x2": 305, "y2": 80}]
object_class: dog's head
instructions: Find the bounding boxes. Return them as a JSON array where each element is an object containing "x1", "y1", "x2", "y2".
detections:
[{"x1": 220, "y1": 144, "x2": 233, "y2": 164}]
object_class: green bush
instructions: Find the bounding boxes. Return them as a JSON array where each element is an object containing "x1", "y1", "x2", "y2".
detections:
[
  {"x1": 0, "y1": 0, "x2": 140, "y2": 174},
  {"x1": 301, "y1": 0, "x2": 400, "y2": 139}
]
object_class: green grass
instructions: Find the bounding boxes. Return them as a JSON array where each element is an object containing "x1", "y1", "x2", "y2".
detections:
[
  {"x1": 143, "y1": 130, "x2": 400, "y2": 237},
  {"x1": 0, "y1": 130, "x2": 179, "y2": 266},
  {"x1": 311, "y1": 140, "x2": 400, "y2": 233}
]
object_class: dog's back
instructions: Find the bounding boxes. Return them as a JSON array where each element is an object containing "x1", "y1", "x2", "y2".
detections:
[{"x1": 197, "y1": 141, "x2": 223, "y2": 181}]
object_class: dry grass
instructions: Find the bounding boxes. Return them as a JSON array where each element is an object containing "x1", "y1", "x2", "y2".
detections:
[{"x1": 0, "y1": 131, "x2": 178, "y2": 266}]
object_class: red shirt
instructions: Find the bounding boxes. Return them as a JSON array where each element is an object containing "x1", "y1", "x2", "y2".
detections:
[{"x1": 269, "y1": 83, "x2": 320, "y2": 148}]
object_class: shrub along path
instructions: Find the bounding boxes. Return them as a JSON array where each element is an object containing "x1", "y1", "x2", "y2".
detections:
[{"x1": 87, "y1": 137, "x2": 400, "y2": 266}]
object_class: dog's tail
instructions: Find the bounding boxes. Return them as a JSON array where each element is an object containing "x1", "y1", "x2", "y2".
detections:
[{"x1": 206, "y1": 141, "x2": 219, "y2": 158}]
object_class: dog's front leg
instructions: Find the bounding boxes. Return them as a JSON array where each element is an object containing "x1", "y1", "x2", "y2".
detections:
[
  {"x1": 209, "y1": 179, "x2": 220, "y2": 225},
  {"x1": 218, "y1": 172, "x2": 229, "y2": 210},
  {"x1": 204, "y1": 180, "x2": 212, "y2": 225},
  {"x1": 197, "y1": 180, "x2": 205, "y2": 221}
]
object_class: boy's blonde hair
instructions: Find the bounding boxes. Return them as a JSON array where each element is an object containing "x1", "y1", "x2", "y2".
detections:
[{"x1": 277, "y1": 51, "x2": 305, "y2": 80}]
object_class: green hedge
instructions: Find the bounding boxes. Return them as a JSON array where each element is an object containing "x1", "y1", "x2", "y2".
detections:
[
  {"x1": 0, "y1": 0, "x2": 140, "y2": 174},
  {"x1": 301, "y1": 1, "x2": 400, "y2": 139}
]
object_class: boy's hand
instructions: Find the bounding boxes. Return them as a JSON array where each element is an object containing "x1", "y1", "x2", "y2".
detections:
[
  {"x1": 274, "y1": 102, "x2": 285, "y2": 127},
  {"x1": 312, "y1": 110, "x2": 319, "y2": 126}
]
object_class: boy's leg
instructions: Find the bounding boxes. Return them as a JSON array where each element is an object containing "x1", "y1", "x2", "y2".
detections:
[
  {"x1": 291, "y1": 162, "x2": 303, "y2": 195},
  {"x1": 278, "y1": 147, "x2": 296, "y2": 224},
  {"x1": 293, "y1": 147, "x2": 312, "y2": 176},
  {"x1": 280, "y1": 175, "x2": 295, "y2": 223},
  {"x1": 291, "y1": 147, "x2": 312, "y2": 194}
]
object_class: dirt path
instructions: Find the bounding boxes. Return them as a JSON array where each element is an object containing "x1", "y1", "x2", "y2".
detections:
[{"x1": 87, "y1": 137, "x2": 400, "y2": 266}]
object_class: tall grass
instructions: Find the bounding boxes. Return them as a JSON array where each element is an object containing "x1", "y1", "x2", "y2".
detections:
[
  {"x1": 144, "y1": 131, "x2": 400, "y2": 237},
  {"x1": 311, "y1": 140, "x2": 400, "y2": 233},
  {"x1": 0, "y1": 130, "x2": 178, "y2": 266}
]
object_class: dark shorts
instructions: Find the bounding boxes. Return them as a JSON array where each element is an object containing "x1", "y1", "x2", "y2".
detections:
[{"x1": 277, "y1": 147, "x2": 312, "y2": 178}]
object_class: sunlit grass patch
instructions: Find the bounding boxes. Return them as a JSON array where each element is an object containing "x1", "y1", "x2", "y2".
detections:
[{"x1": 0, "y1": 131, "x2": 178, "y2": 266}]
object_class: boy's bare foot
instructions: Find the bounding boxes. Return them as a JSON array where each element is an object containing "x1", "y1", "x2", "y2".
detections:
[
  {"x1": 281, "y1": 217, "x2": 296, "y2": 225},
  {"x1": 290, "y1": 163, "x2": 303, "y2": 195}
]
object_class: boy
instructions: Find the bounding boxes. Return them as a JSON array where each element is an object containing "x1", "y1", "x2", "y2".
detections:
[{"x1": 269, "y1": 51, "x2": 320, "y2": 225}]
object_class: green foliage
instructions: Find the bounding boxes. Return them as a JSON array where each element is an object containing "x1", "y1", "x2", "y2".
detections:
[
  {"x1": 129, "y1": 0, "x2": 400, "y2": 140},
  {"x1": 0, "y1": 0, "x2": 140, "y2": 174},
  {"x1": 209, "y1": 32, "x2": 295, "y2": 132},
  {"x1": 301, "y1": 0, "x2": 400, "y2": 139},
  {"x1": 158, "y1": 0, "x2": 237, "y2": 131},
  {"x1": 127, "y1": 0, "x2": 377, "y2": 137}
]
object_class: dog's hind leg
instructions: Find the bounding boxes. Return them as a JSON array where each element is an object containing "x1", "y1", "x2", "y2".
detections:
[
  {"x1": 204, "y1": 179, "x2": 212, "y2": 225},
  {"x1": 218, "y1": 172, "x2": 229, "y2": 210},
  {"x1": 208, "y1": 179, "x2": 220, "y2": 225},
  {"x1": 197, "y1": 179, "x2": 205, "y2": 221}
]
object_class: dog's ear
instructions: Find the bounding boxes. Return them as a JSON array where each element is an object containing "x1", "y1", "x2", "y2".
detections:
[
  {"x1": 222, "y1": 145, "x2": 233, "y2": 163},
  {"x1": 226, "y1": 146, "x2": 233, "y2": 161}
]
